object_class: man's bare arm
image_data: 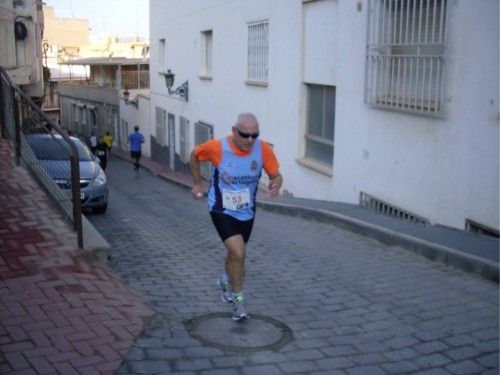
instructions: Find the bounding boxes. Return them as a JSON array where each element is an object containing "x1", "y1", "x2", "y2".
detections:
[
  {"x1": 268, "y1": 172, "x2": 283, "y2": 197},
  {"x1": 190, "y1": 150, "x2": 204, "y2": 198}
]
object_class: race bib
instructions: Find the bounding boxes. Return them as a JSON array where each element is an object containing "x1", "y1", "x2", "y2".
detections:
[{"x1": 222, "y1": 188, "x2": 250, "y2": 211}]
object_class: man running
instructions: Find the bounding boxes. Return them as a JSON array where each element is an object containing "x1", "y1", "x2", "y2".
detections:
[
  {"x1": 128, "y1": 126, "x2": 144, "y2": 175},
  {"x1": 190, "y1": 113, "x2": 283, "y2": 321},
  {"x1": 102, "y1": 131, "x2": 113, "y2": 155}
]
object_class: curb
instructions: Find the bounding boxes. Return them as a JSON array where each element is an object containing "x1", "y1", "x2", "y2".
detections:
[
  {"x1": 81, "y1": 213, "x2": 111, "y2": 264},
  {"x1": 112, "y1": 151, "x2": 499, "y2": 283}
]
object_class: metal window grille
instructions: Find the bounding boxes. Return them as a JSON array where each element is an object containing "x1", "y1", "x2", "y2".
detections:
[
  {"x1": 194, "y1": 121, "x2": 213, "y2": 180},
  {"x1": 155, "y1": 106, "x2": 166, "y2": 147},
  {"x1": 305, "y1": 84, "x2": 335, "y2": 167},
  {"x1": 247, "y1": 21, "x2": 269, "y2": 81},
  {"x1": 365, "y1": 0, "x2": 447, "y2": 114},
  {"x1": 179, "y1": 116, "x2": 189, "y2": 163},
  {"x1": 465, "y1": 219, "x2": 499, "y2": 239},
  {"x1": 360, "y1": 191, "x2": 430, "y2": 225}
]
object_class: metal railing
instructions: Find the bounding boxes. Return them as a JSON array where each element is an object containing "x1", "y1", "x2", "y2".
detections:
[{"x1": 0, "y1": 67, "x2": 83, "y2": 248}]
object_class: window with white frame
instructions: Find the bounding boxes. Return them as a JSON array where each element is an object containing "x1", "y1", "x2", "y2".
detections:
[
  {"x1": 247, "y1": 20, "x2": 269, "y2": 82},
  {"x1": 200, "y1": 30, "x2": 213, "y2": 77},
  {"x1": 179, "y1": 116, "x2": 189, "y2": 163},
  {"x1": 305, "y1": 84, "x2": 335, "y2": 167},
  {"x1": 158, "y1": 38, "x2": 165, "y2": 72},
  {"x1": 365, "y1": 0, "x2": 447, "y2": 114},
  {"x1": 155, "y1": 106, "x2": 167, "y2": 146}
]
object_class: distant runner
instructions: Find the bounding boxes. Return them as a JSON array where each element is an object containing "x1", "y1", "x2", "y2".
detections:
[{"x1": 128, "y1": 126, "x2": 144, "y2": 176}]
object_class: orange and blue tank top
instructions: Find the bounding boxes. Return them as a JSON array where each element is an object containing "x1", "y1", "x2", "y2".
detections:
[{"x1": 208, "y1": 137, "x2": 262, "y2": 220}]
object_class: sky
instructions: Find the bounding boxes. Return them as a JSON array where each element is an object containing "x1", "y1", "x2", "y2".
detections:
[{"x1": 43, "y1": 0, "x2": 149, "y2": 40}]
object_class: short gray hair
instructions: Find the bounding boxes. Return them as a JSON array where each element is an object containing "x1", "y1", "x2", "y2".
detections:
[{"x1": 235, "y1": 113, "x2": 259, "y2": 128}]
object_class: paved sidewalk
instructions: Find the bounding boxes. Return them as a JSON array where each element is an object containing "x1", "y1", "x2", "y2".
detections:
[
  {"x1": 113, "y1": 148, "x2": 499, "y2": 283},
  {"x1": 0, "y1": 139, "x2": 155, "y2": 374}
]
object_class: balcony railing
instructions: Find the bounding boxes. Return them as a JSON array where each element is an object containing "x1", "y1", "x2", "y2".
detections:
[{"x1": 0, "y1": 67, "x2": 83, "y2": 248}]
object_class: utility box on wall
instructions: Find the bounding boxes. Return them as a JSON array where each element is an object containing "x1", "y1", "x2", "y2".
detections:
[{"x1": 0, "y1": 0, "x2": 44, "y2": 97}]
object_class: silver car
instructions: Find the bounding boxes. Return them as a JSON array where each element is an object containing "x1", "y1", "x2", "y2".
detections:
[{"x1": 26, "y1": 134, "x2": 109, "y2": 214}]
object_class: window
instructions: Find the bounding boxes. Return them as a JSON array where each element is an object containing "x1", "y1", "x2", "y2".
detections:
[
  {"x1": 155, "y1": 106, "x2": 167, "y2": 146},
  {"x1": 247, "y1": 20, "x2": 269, "y2": 82},
  {"x1": 365, "y1": 0, "x2": 447, "y2": 114},
  {"x1": 179, "y1": 116, "x2": 189, "y2": 163},
  {"x1": 158, "y1": 38, "x2": 165, "y2": 71},
  {"x1": 200, "y1": 30, "x2": 213, "y2": 77},
  {"x1": 305, "y1": 84, "x2": 335, "y2": 167}
]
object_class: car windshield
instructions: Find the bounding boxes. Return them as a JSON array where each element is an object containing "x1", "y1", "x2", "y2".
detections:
[{"x1": 26, "y1": 136, "x2": 94, "y2": 161}]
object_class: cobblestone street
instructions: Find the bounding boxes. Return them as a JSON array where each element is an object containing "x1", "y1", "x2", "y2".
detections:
[{"x1": 88, "y1": 156, "x2": 499, "y2": 375}]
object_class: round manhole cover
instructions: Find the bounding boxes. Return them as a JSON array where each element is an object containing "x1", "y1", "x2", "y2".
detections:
[{"x1": 184, "y1": 313, "x2": 293, "y2": 352}]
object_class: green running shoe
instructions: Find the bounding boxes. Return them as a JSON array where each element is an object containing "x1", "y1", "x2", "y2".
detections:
[{"x1": 232, "y1": 294, "x2": 249, "y2": 321}]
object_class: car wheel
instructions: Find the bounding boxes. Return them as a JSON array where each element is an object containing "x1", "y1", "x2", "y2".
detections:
[{"x1": 93, "y1": 204, "x2": 107, "y2": 214}]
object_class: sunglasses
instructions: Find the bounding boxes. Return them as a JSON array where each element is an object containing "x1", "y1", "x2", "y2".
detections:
[{"x1": 235, "y1": 128, "x2": 260, "y2": 139}]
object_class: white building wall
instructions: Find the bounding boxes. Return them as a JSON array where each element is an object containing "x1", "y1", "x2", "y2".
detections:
[
  {"x1": 330, "y1": 0, "x2": 499, "y2": 230},
  {"x1": 150, "y1": 0, "x2": 302, "y2": 181},
  {"x1": 150, "y1": 0, "x2": 499, "y2": 232}
]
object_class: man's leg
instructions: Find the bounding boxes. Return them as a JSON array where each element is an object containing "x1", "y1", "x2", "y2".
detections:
[
  {"x1": 223, "y1": 234, "x2": 246, "y2": 293},
  {"x1": 224, "y1": 234, "x2": 249, "y2": 321}
]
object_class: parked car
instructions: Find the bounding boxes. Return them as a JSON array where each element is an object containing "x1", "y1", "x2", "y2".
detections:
[{"x1": 25, "y1": 134, "x2": 109, "y2": 214}]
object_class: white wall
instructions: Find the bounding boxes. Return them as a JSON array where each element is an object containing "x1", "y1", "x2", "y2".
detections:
[
  {"x1": 150, "y1": 0, "x2": 499, "y2": 231},
  {"x1": 330, "y1": 0, "x2": 499, "y2": 230}
]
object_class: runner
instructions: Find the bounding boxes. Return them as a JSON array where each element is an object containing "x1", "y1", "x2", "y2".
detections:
[
  {"x1": 190, "y1": 113, "x2": 283, "y2": 321},
  {"x1": 128, "y1": 126, "x2": 144, "y2": 176}
]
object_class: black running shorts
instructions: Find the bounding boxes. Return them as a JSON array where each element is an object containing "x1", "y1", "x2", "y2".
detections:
[
  {"x1": 130, "y1": 150, "x2": 141, "y2": 159},
  {"x1": 210, "y1": 211, "x2": 255, "y2": 243}
]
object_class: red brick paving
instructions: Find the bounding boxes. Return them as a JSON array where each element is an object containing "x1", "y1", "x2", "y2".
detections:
[{"x1": 0, "y1": 139, "x2": 155, "y2": 374}]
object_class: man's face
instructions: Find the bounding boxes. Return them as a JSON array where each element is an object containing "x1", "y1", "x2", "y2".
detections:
[{"x1": 232, "y1": 118, "x2": 259, "y2": 151}]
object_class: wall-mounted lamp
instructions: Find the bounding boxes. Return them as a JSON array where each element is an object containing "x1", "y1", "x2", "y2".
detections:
[
  {"x1": 160, "y1": 69, "x2": 188, "y2": 101},
  {"x1": 123, "y1": 90, "x2": 139, "y2": 108}
]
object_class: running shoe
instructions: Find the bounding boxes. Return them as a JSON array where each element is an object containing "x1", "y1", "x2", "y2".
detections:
[
  {"x1": 217, "y1": 278, "x2": 233, "y2": 303},
  {"x1": 232, "y1": 294, "x2": 249, "y2": 321}
]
